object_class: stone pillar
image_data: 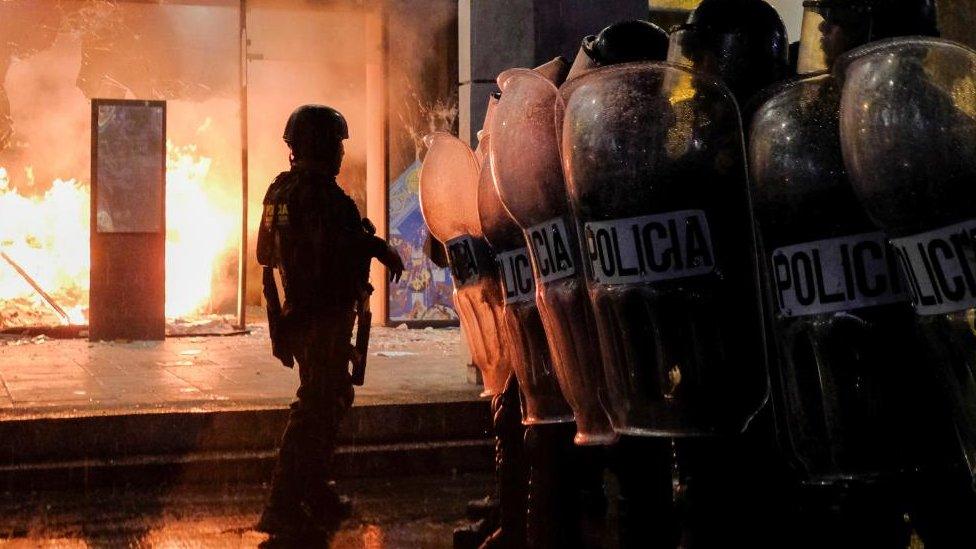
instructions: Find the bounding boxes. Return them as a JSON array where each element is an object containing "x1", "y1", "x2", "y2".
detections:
[{"x1": 458, "y1": 0, "x2": 647, "y2": 146}]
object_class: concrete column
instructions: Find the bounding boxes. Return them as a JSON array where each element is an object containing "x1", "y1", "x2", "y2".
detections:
[
  {"x1": 458, "y1": 0, "x2": 647, "y2": 146},
  {"x1": 366, "y1": 10, "x2": 388, "y2": 324}
]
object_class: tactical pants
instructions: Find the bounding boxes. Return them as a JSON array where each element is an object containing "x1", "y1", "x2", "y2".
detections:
[
  {"x1": 484, "y1": 374, "x2": 528, "y2": 548},
  {"x1": 267, "y1": 312, "x2": 356, "y2": 513},
  {"x1": 675, "y1": 407, "x2": 799, "y2": 549},
  {"x1": 525, "y1": 422, "x2": 589, "y2": 549},
  {"x1": 611, "y1": 436, "x2": 678, "y2": 549}
]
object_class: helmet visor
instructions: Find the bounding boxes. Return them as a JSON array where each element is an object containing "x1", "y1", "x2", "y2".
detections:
[
  {"x1": 667, "y1": 24, "x2": 784, "y2": 102},
  {"x1": 797, "y1": 2, "x2": 873, "y2": 74}
]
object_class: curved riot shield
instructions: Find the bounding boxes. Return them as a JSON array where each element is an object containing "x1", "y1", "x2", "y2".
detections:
[
  {"x1": 558, "y1": 63, "x2": 765, "y2": 436},
  {"x1": 838, "y1": 37, "x2": 976, "y2": 461},
  {"x1": 474, "y1": 94, "x2": 499, "y2": 164},
  {"x1": 420, "y1": 132, "x2": 482, "y2": 244},
  {"x1": 490, "y1": 68, "x2": 616, "y2": 445},
  {"x1": 479, "y1": 136, "x2": 574, "y2": 425},
  {"x1": 420, "y1": 132, "x2": 511, "y2": 396},
  {"x1": 750, "y1": 72, "x2": 960, "y2": 480}
]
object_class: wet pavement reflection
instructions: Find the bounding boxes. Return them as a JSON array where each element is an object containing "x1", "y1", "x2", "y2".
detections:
[{"x1": 0, "y1": 473, "x2": 489, "y2": 547}]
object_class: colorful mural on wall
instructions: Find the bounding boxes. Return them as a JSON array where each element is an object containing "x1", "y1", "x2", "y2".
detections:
[{"x1": 387, "y1": 160, "x2": 457, "y2": 323}]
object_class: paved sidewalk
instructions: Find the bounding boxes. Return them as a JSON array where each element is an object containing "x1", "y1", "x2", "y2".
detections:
[{"x1": 0, "y1": 323, "x2": 477, "y2": 419}]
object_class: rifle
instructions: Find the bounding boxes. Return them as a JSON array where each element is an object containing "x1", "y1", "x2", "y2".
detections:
[
  {"x1": 350, "y1": 281, "x2": 374, "y2": 386},
  {"x1": 349, "y1": 217, "x2": 379, "y2": 386},
  {"x1": 263, "y1": 266, "x2": 294, "y2": 368}
]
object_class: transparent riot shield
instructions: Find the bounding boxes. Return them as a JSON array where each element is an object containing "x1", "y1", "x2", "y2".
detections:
[
  {"x1": 558, "y1": 63, "x2": 766, "y2": 437},
  {"x1": 490, "y1": 68, "x2": 616, "y2": 445},
  {"x1": 750, "y1": 72, "x2": 961, "y2": 481},
  {"x1": 479, "y1": 135, "x2": 574, "y2": 425},
  {"x1": 419, "y1": 132, "x2": 511, "y2": 396},
  {"x1": 838, "y1": 37, "x2": 976, "y2": 465},
  {"x1": 474, "y1": 94, "x2": 499, "y2": 164}
]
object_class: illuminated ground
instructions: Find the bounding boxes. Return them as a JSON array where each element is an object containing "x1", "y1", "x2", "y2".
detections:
[
  {"x1": 0, "y1": 321, "x2": 491, "y2": 547},
  {"x1": 0, "y1": 473, "x2": 490, "y2": 548},
  {"x1": 0, "y1": 321, "x2": 476, "y2": 419}
]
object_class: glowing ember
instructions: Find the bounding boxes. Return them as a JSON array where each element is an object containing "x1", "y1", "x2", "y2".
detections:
[{"x1": 0, "y1": 141, "x2": 237, "y2": 327}]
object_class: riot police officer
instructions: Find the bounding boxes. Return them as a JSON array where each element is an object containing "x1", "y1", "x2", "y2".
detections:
[
  {"x1": 751, "y1": 1, "x2": 976, "y2": 546},
  {"x1": 660, "y1": 2, "x2": 793, "y2": 545},
  {"x1": 833, "y1": 8, "x2": 976, "y2": 546},
  {"x1": 667, "y1": 0, "x2": 789, "y2": 122},
  {"x1": 256, "y1": 105, "x2": 404, "y2": 543}
]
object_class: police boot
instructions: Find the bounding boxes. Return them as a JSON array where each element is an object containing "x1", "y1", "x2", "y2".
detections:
[
  {"x1": 525, "y1": 423, "x2": 583, "y2": 548},
  {"x1": 454, "y1": 499, "x2": 499, "y2": 549},
  {"x1": 480, "y1": 380, "x2": 527, "y2": 549},
  {"x1": 257, "y1": 486, "x2": 305, "y2": 538},
  {"x1": 303, "y1": 479, "x2": 353, "y2": 532},
  {"x1": 612, "y1": 436, "x2": 678, "y2": 549},
  {"x1": 466, "y1": 496, "x2": 499, "y2": 522}
]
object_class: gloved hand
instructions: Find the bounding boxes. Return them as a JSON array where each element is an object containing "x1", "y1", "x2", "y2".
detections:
[{"x1": 380, "y1": 244, "x2": 405, "y2": 283}]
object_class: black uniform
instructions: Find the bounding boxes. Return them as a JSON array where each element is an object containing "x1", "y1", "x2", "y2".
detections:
[{"x1": 257, "y1": 161, "x2": 386, "y2": 539}]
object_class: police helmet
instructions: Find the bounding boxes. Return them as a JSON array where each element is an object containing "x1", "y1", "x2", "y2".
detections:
[
  {"x1": 669, "y1": 0, "x2": 789, "y2": 104},
  {"x1": 797, "y1": 0, "x2": 938, "y2": 74},
  {"x1": 804, "y1": 0, "x2": 938, "y2": 39},
  {"x1": 586, "y1": 20, "x2": 671, "y2": 65},
  {"x1": 283, "y1": 104, "x2": 349, "y2": 147}
]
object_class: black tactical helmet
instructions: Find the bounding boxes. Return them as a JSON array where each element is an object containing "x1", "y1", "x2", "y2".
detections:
[
  {"x1": 586, "y1": 20, "x2": 670, "y2": 65},
  {"x1": 283, "y1": 104, "x2": 349, "y2": 148},
  {"x1": 669, "y1": 0, "x2": 789, "y2": 105},
  {"x1": 567, "y1": 20, "x2": 669, "y2": 80}
]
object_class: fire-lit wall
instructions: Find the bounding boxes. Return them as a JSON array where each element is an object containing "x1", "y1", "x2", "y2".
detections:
[
  {"x1": 243, "y1": 1, "x2": 371, "y2": 308},
  {"x1": 0, "y1": 0, "x2": 463, "y2": 330},
  {"x1": 385, "y1": 0, "x2": 459, "y2": 324},
  {"x1": 0, "y1": 0, "x2": 244, "y2": 328}
]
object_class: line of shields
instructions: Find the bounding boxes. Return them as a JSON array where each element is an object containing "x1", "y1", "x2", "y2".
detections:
[{"x1": 420, "y1": 8, "x2": 976, "y2": 549}]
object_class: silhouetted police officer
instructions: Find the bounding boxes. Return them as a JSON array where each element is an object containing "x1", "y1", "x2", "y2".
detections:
[{"x1": 256, "y1": 105, "x2": 404, "y2": 543}]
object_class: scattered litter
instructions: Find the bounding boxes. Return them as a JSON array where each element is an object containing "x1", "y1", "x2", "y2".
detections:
[
  {"x1": 179, "y1": 349, "x2": 202, "y2": 356},
  {"x1": 166, "y1": 315, "x2": 241, "y2": 336},
  {"x1": 396, "y1": 323, "x2": 408, "y2": 330},
  {"x1": 374, "y1": 351, "x2": 418, "y2": 358},
  {"x1": 158, "y1": 360, "x2": 194, "y2": 367}
]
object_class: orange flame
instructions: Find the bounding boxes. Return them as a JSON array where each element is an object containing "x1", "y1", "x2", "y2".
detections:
[{"x1": 0, "y1": 141, "x2": 238, "y2": 326}]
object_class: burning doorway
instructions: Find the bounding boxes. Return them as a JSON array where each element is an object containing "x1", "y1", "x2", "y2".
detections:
[{"x1": 0, "y1": 0, "x2": 387, "y2": 336}]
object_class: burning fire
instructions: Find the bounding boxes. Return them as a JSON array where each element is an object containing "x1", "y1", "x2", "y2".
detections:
[{"x1": 0, "y1": 141, "x2": 237, "y2": 327}]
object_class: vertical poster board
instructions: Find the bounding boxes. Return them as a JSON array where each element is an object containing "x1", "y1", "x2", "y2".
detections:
[
  {"x1": 387, "y1": 160, "x2": 457, "y2": 326},
  {"x1": 89, "y1": 99, "x2": 166, "y2": 340}
]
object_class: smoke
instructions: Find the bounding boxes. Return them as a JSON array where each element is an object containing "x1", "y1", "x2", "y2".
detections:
[
  {"x1": 398, "y1": 89, "x2": 458, "y2": 163},
  {"x1": 0, "y1": 0, "x2": 460, "y2": 315},
  {"x1": 0, "y1": 1, "x2": 245, "y2": 316},
  {"x1": 386, "y1": 0, "x2": 459, "y2": 173}
]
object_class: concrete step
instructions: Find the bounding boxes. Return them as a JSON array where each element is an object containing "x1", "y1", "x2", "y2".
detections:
[
  {"x1": 0, "y1": 400, "x2": 493, "y2": 491},
  {"x1": 0, "y1": 439, "x2": 493, "y2": 492}
]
